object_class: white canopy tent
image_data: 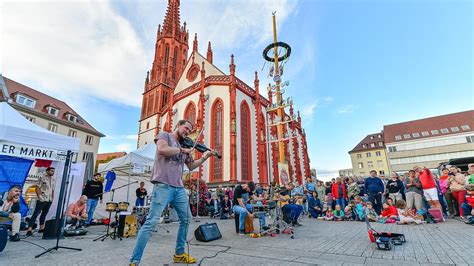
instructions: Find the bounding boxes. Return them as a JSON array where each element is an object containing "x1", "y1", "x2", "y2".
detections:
[
  {"x1": 0, "y1": 102, "x2": 80, "y2": 158},
  {"x1": 0, "y1": 102, "x2": 81, "y2": 220},
  {"x1": 97, "y1": 142, "x2": 155, "y2": 175}
]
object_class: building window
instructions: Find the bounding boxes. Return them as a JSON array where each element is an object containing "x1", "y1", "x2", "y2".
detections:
[
  {"x1": 412, "y1": 132, "x2": 420, "y2": 138},
  {"x1": 240, "y1": 102, "x2": 252, "y2": 181},
  {"x1": 376, "y1": 151, "x2": 381, "y2": 156},
  {"x1": 377, "y1": 160, "x2": 383, "y2": 167},
  {"x1": 370, "y1": 143, "x2": 375, "y2": 148},
  {"x1": 403, "y1": 134, "x2": 411, "y2": 139},
  {"x1": 388, "y1": 146, "x2": 397, "y2": 152},
  {"x1": 395, "y1": 135, "x2": 402, "y2": 141},
  {"x1": 184, "y1": 102, "x2": 197, "y2": 126},
  {"x1": 47, "y1": 123, "x2": 58, "y2": 133},
  {"x1": 82, "y1": 152, "x2": 93, "y2": 162},
  {"x1": 23, "y1": 115, "x2": 35, "y2": 123},
  {"x1": 85, "y1": 135, "x2": 93, "y2": 145},
  {"x1": 461, "y1": 125, "x2": 470, "y2": 131},
  {"x1": 421, "y1": 131, "x2": 429, "y2": 137},
  {"x1": 357, "y1": 154, "x2": 362, "y2": 159},
  {"x1": 362, "y1": 144, "x2": 367, "y2": 149},
  {"x1": 368, "y1": 161, "x2": 373, "y2": 168},
  {"x1": 440, "y1": 128, "x2": 449, "y2": 134},
  {"x1": 431, "y1": 129, "x2": 439, "y2": 135},
  {"x1": 377, "y1": 134, "x2": 382, "y2": 138},
  {"x1": 467, "y1": 136, "x2": 474, "y2": 143},
  {"x1": 379, "y1": 170, "x2": 385, "y2": 175},
  {"x1": 378, "y1": 141, "x2": 383, "y2": 147},
  {"x1": 15, "y1": 94, "x2": 36, "y2": 108},
  {"x1": 68, "y1": 130, "x2": 77, "y2": 138},
  {"x1": 210, "y1": 99, "x2": 224, "y2": 182},
  {"x1": 370, "y1": 136, "x2": 374, "y2": 140},
  {"x1": 47, "y1": 107, "x2": 59, "y2": 116},
  {"x1": 358, "y1": 163, "x2": 364, "y2": 169},
  {"x1": 66, "y1": 114, "x2": 76, "y2": 123},
  {"x1": 146, "y1": 122, "x2": 150, "y2": 130},
  {"x1": 366, "y1": 152, "x2": 371, "y2": 158},
  {"x1": 451, "y1": 127, "x2": 460, "y2": 132}
]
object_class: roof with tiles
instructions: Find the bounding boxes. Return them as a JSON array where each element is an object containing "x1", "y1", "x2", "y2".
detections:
[
  {"x1": 2, "y1": 76, "x2": 105, "y2": 137},
  {"x1": 383, "y1": 110, "x2": 473, "y2": 144},
  {"x1": 349, "y1": 132, "x2": 385, "y2": 153}
]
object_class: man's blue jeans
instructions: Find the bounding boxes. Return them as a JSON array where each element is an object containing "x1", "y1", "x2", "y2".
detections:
[
  {"x1": 130, "y1": 183, "x2": 191, "y2": 264},
  {"x1": 335, "y1": 198, "x2": 346, "y2": 210},
  {"x1": 86, "y1": 199, "x2": 98, "y2": 225},
  {"x1": 232, "y1": 204, "x2": 266, "y2": 231},
  {"x1": 462, "y1": 202, "x2": 472, "y2": 216}
]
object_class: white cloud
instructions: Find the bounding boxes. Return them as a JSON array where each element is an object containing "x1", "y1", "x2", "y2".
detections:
[
  {"x1": 324, "y1": 96, "x2": 333, "y2": 103},
  {"x1": 125, "y1": 134, "x2": 138, "y2": 140},
  {"x1": 337, "y1": 105, "x2": 357, "y2": 114},
  {"x1": 2, "y1": 1, "x2": 148, "y2": 107},
  {"x1": 115, "y1": 143, "x2": 132, "y2": 152},
  {"x1": 1, "y1": 0, "x2": 297, "y2": 109},
  {"x1": 301, "y1": 101, "x2": 318, "y2": 117}
]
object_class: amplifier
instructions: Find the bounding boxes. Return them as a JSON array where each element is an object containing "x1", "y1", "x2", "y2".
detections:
[
  {"x1": 42, "y1": 218, "x2": 64, "y2": 239},
  {"x1": 194, "y1": 223, "x2": 222, "y2": 242}
]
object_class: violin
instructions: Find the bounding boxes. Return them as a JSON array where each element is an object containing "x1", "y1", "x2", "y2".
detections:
[{"x1": 179, "y1": 137, "x2": 222, "y2": 159}]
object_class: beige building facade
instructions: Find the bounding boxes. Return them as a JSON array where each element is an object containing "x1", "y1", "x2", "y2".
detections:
[
  {"x1": 384, "y1": 111, "x2": 474, "y2": 173},
  {"x1": 349, "y1": 132, "x2": 391, "y2": 176}
]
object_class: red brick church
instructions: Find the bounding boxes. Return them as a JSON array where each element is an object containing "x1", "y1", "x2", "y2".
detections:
[{"x1": 137, "y1": 0, "x2": 311, "y2": 185}]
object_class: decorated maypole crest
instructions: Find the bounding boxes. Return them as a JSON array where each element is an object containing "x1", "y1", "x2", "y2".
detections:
[{"x1": 263, "y1": 12, "x2": 295, "y2": 185}]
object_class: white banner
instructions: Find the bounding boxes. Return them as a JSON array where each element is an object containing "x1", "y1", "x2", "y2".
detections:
[
  {"x1": 0, "y1": 141, "x2": 66, "y2": 161},
  {"x1": 132, "y1": 164, "x2": 145, "y2": 174}
]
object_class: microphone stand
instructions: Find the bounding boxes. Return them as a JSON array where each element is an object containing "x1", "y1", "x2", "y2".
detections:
[{"x1": 93, "y1": 181, "x2": 138, "y2": 242}]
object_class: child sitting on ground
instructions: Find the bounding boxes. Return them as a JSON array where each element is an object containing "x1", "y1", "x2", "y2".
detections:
[
  {"x1": 365, "y1": 202, "x2": 378, "y2": 222},
  {"x1": 379, "y1": 202, "x2": 398, "y2": 223},
  {"x1": 396, "y1": 199, "x2": 421, "y2": 225},
  {"x1": 333, "y1": 204, "x2": 344, "y2": 221},
  {"x1": 319, "y1": 207, "x2": 334, "y2": 221},
  {"x1": 344, "y1": 200, "x2": 356, "y2": 221},
  {"x1": 354, "y1": 196, "x2": 365, "y2": 221}
]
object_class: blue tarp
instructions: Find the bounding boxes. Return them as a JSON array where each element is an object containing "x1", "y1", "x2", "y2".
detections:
[{"x1": 0, "y1": 155, "x2": 34, "y2": 217}]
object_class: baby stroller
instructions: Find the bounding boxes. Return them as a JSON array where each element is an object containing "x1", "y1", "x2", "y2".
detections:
[{"x1": 365, "y1": 216, "x2": 406, "y2": 250}]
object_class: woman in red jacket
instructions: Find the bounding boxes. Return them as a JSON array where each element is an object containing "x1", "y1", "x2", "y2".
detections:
[{"x1": 332, "y1": 177, "x2": 348, "y2": 210}]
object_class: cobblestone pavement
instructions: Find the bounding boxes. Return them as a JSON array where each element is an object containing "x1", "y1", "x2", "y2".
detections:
[{"x1": 2, "y1": 216, "x2": 473, "y2": 265}]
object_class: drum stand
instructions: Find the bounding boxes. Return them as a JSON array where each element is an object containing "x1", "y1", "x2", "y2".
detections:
[
  {"x1": 261, "y1": 204, "x2": 294, "y2": 239},
  {"x1": 94, "y1": 188, "x2": 122, "y2": 241}
]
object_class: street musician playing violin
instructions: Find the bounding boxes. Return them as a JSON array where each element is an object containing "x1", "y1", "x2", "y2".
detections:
[{"x1": 129, "y1": 120, "x2": 219, "y2": 265}]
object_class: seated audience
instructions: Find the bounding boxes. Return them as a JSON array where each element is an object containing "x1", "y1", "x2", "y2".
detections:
[
  {"x1": 354, "y1": 196, "x2": 365, "y2": 221},
  {"x1": 333, "y1": 204, "x2": 344, "y2": 221},
  {"x1": 308, "y1": 191, "x2": 322, "y2": 218},
  {"x1": 365, "y1": 202, "x2": 378, "y2": 222},
  {"x1": 220, "y1": 194, "x2": 232, "y2": 219},
  {"x1": 0, "y1": 186, "x2": 22, "y2": 242}
]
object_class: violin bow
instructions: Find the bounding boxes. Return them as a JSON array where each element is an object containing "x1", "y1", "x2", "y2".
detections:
[{"x1": 190, "y1": 127, "x2": 204, "y2": 150}]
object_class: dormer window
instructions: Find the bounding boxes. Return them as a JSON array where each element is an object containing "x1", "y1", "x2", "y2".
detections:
[
  {"x1": 15, "y1": 94, "x2": 36, "y2": 108},
  {"x1": 47, "y1": 106, "x2": 59, "y2": 116},
  {"x1": 66, "y1": 113, "x2": 77, "y2": 123}
]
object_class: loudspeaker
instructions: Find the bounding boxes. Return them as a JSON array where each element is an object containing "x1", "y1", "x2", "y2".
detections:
[
  {"x1": 0, "y1": 225, "x2": 7, "y2": 252},
  {"x1": 194, "y1": 223, "x2": 221, "y2": 242},
  {"x1": 42, "y1": 218, "x2": 64, "y2": 240}
]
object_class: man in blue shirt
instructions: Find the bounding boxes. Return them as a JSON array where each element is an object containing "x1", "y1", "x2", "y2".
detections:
[{"x1": 364, "y1": 170, "x2": 385, "y2": 214}]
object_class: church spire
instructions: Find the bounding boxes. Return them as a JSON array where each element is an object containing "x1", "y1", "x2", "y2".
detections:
[
  {"x1": 193, "y1": 33, "x2": 198, "y2": 52},
  {"x1": 207, "y1": 41, "x2": 213, "y2": 63},
  {"x1": 163, "y1": 0, "x2": 181, "y2": 37}
]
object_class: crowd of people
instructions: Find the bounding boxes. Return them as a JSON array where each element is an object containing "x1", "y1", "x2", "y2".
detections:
[{"x1": 201, "y1": 164, "x2": 474, "y2": 228}]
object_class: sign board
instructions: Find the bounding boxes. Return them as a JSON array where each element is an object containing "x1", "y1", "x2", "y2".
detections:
[
  {"x1": 0, "y1": 141, "x2": 66, "y2": 161},
  {"x1": 132, "y1": 164, "x2": 145, "y2": 174},
  {"x1": 278, "y1": 162, "x2": 290, "y2": 185}
]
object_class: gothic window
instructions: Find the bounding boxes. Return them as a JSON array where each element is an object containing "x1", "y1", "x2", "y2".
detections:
[
  {"x1": 172, "y1": 47, "x2": 178, "y2": 80},
  {"x1": 147, "y1": 95, "x2": 153, "y2": 115},
  {"x1": 210, "y1": 99, "x2": 223, "y2": 182},
  {"x1": 184, "y1": 102, "x2": 196, "y2": 125},
  {"x1": 161, "y1": 91, "x2": 168, "y2": 110},
  {"x1": 240, "y1": 101, "x2": 251, "y2": 181}
]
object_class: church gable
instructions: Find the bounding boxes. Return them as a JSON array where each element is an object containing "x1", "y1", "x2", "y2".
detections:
[{"x1": 174, "y1": 51, "x2": 225, "y2": 95}]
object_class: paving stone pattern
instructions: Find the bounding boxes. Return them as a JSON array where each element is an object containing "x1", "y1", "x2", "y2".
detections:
[{"x1": 2, "y1": 217, "x2": 473, "y2": 265}]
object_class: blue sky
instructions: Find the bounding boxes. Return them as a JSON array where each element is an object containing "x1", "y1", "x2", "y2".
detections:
[{"x1": 2, "y1": 0, "x2": 472, "y2": 178}]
